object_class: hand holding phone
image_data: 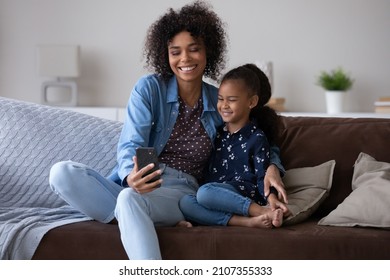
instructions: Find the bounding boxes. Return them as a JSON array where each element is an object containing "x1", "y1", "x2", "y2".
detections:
[{"x1": 136, "y1": 147, "x2": 161, "y2": 184}]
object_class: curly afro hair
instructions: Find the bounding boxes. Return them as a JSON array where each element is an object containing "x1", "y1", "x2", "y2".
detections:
[{"x1": 143, "y1": 0, "x2": 228, "y2": 81}]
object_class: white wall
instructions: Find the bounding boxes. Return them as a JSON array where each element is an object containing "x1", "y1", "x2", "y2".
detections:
[{"x1": 1, "y1": 0, "x2": 389, "y2": 112}]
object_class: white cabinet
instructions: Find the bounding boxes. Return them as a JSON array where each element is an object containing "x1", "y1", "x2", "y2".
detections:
[
  {"x1": 63, "y1": 107, "x2": 126, "y2": 122},
  {"x1": 280, "y1": 112, "x2": 390, "y2": 118}
]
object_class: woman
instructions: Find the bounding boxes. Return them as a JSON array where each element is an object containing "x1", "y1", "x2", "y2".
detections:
[{"x1": 49, "y1": 1, "x2": 287, "y2": 260}]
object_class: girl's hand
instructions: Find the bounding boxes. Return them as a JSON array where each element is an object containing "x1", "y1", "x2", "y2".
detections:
[
  {"x1": 126, "y1": 156, "x2": 162, "y2": 194},
  {"x1": 264, "y1": 164, "x2": 288, "y2": 204}
]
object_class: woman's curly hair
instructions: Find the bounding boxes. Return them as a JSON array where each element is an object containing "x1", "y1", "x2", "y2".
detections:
[{"x1": 143, "y1": 0, "x2": 228, "y2": 81}]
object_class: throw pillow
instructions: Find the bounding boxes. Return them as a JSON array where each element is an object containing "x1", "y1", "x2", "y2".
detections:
[
  {"x1": 318, "y1": 152, "x2": 390, "y2": 228},
  {"x1": 283, "y1": 160, "x2": 336, "y2": 226}
]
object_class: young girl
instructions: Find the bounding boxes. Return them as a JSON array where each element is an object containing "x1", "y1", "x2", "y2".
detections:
[{"x1": 179, "y1": 64, "x2": 289, "y2": 228}]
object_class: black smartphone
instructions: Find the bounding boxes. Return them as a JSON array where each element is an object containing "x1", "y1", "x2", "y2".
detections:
[{"x1": 136, "y1": 147, "x2": 161, "y2": 184}]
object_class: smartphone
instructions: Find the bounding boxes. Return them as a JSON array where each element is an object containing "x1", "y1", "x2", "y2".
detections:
[{"x1": 136, "y1": 147, "x2": 161, "y2": 184}]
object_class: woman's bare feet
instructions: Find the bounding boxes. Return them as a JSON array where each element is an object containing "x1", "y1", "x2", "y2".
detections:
[{"x1": 176, "y1": 220, "x2": 193, "y2": 228}]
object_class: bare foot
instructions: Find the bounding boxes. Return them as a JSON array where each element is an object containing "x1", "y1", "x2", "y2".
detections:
[
  {"x1": 228, "y1": 209, "x2": 283, "y2": 229},
  {"x1": 271, "y1": 209, "x2": 283, "y2": 228},
  {"x1": 176, "y1": 220, "x2": 193, "y2": 228},
  {"x1": 249, "y1": 215, "x2": 273, "y2": 229},
  {"x1": 249, "y1": 209, "x2": 283, "y2": 229}
]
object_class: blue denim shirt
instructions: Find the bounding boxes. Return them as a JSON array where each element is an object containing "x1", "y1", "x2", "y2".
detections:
[
  {"x1": 108, "y1": 74, "x2": 222, "y2": 185},
  {"x1": 108, "y1": 74, "x2": 285, "y2": 185}
]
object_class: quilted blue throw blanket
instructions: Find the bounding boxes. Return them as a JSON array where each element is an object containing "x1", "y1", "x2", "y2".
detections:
[{"x1": 0, "y1": 97, "x2": 122, "y2": 259}]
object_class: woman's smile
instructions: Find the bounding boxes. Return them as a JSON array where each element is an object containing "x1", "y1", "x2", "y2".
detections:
[{"x1": 179, "y1": 65, "x2": 197, "y2": 72}]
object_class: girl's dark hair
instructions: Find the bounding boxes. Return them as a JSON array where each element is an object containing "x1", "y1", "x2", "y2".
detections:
[
  {"x1": 143, "y1": 0, "x2": 227, "y2": 81},
  {"x1": 220, "y1": 63, "x2": 280, "y2": 144}
]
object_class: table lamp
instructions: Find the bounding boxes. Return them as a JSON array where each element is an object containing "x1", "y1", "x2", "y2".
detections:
[{"x1": 37, "y1": 45, "x2": 80, "y2": 106}]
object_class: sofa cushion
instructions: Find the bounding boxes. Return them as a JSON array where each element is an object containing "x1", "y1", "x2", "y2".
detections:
[
  {"x1": 33, "y1": 219, "x2": 390, "y2": 260},
  {"x1": 283, "y1": 160, "x2": 335, "y2": 226},
  {"x1": 318, "y1": 153, "x2": 390, "y2": 228}
]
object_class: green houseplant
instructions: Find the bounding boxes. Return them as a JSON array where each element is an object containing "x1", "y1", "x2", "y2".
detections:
[
  {"x1": 316, "y1": 67, "x2": 354, "y2": 114},
  {"x1": 317, "y1": 67, "x2": 353, "y2": 91}
]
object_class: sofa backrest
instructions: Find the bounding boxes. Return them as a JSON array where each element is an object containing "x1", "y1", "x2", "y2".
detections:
[
  {"x1": 2, "y1": 97, "x2": 389, "y2": 216},
  {"x1": 277, "y1": 116, "x2": 390, "y2": 217},
  {"x1": 0, "y1": 98, "x2": 122, "y2": 208}
]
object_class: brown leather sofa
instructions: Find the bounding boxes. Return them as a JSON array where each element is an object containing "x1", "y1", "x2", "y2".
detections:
[{"x1": 33, "y1": 115, "x2": 390, "y2": 260}]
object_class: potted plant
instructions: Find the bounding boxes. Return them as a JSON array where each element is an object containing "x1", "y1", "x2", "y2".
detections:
[{"x1": 316, "y1": 67, "x2": 354, "y2": 114}]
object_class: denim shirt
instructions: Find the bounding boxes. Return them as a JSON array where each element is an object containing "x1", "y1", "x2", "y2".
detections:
[
  {"x1": 108, "y1": 74, "x2": 222, "y2": 185},
  {"x1": 108, "y1": 74, "x2": 285, "y2": 186}
]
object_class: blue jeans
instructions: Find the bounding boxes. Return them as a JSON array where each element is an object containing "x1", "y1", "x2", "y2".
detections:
[
  {"x1": 179, "y1": 182, "x2": 252, "y2": 226},
  {"x1": 49, "y1": 161, "x2": 198, "y2": 260}
]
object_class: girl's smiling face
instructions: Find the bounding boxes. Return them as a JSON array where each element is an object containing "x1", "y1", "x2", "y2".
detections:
[{"x1": 218, "y1": 79, "x2": 258, "y2": 133}]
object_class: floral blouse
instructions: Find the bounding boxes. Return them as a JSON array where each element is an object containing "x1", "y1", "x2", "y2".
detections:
[{"x1": 205, "y1": 122, "x2": 270, "y2": 205}]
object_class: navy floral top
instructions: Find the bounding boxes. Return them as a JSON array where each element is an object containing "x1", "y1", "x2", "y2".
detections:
[{"x1": 205, "y1": 122, "x2": 270, "y2": 205}]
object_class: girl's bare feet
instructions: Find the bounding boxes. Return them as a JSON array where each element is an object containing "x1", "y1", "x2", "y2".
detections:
[
  {"x1": 248, "y1": 214, "x2": 273, "y2": 228},
  {"x1": 271, "y1": 209, "x2": 283, "y2": 228},
  {"x1": 247, "y1": 202, "x2": 283, "y2": 227},
  {"x1": 248, "y1": 209, "x2": 283, "y2": 228},
  {"x1": 176, "y1": 220, "x2": 193, "y2": 228},
  {"x1": 228, "y1": 209, "x2": 283, "y2": 229},
  {"x1": 228, "y1": 213, "x2": 272, "y2": 228}
]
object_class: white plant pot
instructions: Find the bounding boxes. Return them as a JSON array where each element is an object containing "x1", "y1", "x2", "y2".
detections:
[{"x1": 325, "y1": 90, "x2": 346, "y2": 114}]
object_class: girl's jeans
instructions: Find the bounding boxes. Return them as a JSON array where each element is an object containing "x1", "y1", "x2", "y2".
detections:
[
  {"x1": 179, "y1": 182, "x2": 252, "y2": 226},
  {"x1": 49, "y1": 161, "x2": 198, "y2": 260}
]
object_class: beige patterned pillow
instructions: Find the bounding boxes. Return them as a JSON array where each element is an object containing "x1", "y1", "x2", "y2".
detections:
[{"x1": 318, "y1": 153, "x2": 390, "y2": 228}]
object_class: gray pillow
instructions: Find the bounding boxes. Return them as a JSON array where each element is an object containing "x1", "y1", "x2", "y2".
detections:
[
  {"x1": 318, "y1": 153, "x2": 390, "y2": 228},
  {"x1": 283, "y1": 160, "x2": 336, "y2": 226}
]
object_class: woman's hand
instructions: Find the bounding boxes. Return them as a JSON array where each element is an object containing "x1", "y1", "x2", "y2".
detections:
[
  {"x1": 126, "y1": 156, "x2": 162, "y2": 194},
  {"x1": 264, "y1": 164, "x2": 288, "y2": 204},
  {"x1": 268, "y1": 194, "x2": 291, "y2": 217}
]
